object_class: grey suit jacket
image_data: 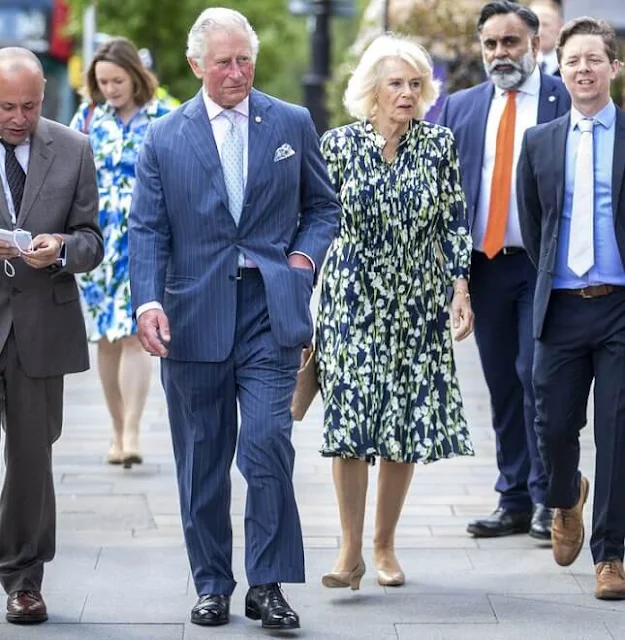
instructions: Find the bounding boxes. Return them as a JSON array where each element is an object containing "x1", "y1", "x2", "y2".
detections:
[
  {"x1": 0, "y1": 117, "x2": 104, "y2": 377},
  {"x1": 517, "y1": 105, "x2": 625, "y2": 339}
]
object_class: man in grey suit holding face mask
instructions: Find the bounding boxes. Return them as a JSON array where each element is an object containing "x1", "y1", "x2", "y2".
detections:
[{"x1": 0, "y1": 47, "x2": 103, "y2": 625}]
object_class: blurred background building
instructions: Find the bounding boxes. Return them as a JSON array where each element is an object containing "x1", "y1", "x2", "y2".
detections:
[{"x1": 0, "y1": 0, "x2": 74, "y2": 123}]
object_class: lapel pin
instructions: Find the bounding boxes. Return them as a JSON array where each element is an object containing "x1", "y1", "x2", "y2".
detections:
[
  {"x1": 548, "y1": 95, "x2": 556, "y2": 102},
  {"x1": 255, "y1": 116, "x2": 262, "y2": 123}
]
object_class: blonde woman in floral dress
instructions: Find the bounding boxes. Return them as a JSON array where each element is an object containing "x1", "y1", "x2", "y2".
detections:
[
  {"x1": 317, "y1": 34, "x2": 474, "y2": 589},
  {"x1": 70, "y1": 37, "x2": 172, "y2": 467}
]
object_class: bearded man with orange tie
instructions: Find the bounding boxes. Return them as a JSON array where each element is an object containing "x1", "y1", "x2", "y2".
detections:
[{"x1": 438, "y1": 0, "x2": 570, "y2": 540}]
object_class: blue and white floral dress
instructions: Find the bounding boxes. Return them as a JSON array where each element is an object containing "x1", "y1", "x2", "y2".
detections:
[
  {"x1": 70, "y1": 100, "x2": 171, "y2": 342},
  {"x1": 316, "y1": 120, "x2": 474, "y2": 464}
]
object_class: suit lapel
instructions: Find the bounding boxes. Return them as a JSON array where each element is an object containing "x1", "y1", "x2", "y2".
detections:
[
  {"x1": 18, "y1": 120, "x2": 54, "y2": 227},
  {"x1": 612, "y1": 108, "x2": 625, "y2": 218},
  {"x1": 537, "y1": 75, "x2": 560, "y2": 124},
  {"x1": 0, "y1": 178, "x2": 12, "y2": 228},
  {"x1": 245, "y1": 89, "x2": 275, "y2": 204},
  {"x1": 467, "y1": 83, "x2": 493, "y2": 207},
  {"x1": 552, "y1": 116, "x2": 569, "y2": 216},
  {"x1": 182, "y1": 92, "x2": 229, "y2": 206}
]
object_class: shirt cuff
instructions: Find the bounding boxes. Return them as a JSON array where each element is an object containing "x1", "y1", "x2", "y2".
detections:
[
  {"x1": 136, "y1": 301, "x2": 163, "y2": 318},
  {"x1": 288, "y1": 251, "x2": 316, "y2": 273}
]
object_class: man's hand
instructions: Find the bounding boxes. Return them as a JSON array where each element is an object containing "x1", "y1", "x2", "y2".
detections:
[
  {"x1": 21, "y1": 233, "x2": 62, "y2": 269},
  {"x1": 0, "y1": 240, "x2": 19, "y2": 261},
  {"x1": 288, "y1": 253, "x2": 314, "y2": 270},
  {"x1": 451, "y1": 283, "x2": 474, "y2": 342},
  {"x1": 137, "y1": 309, "x2": 171, "y2": 357}
]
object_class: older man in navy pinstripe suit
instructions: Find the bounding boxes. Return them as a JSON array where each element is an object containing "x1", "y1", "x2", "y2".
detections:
[{"x1": 128, "y1": 7, "x2": 340, "y2": 631}]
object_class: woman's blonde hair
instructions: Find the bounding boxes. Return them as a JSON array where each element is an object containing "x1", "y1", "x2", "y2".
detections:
[{"x1": 344, "y1": 33, "x2": 440, "y2": 121}]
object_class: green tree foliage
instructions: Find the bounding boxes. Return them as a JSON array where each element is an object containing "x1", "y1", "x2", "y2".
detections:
[{"x1": 66, "y1": 0, "x2": 310, "y2": 104}]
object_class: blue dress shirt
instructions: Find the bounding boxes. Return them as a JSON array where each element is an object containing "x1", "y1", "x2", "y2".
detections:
[{"x1": 553, "y1": 101, "x2": 625, "y2": 289}]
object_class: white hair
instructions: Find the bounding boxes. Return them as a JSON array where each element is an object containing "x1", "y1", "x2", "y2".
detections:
[
  {"x1": 186, "y1": 7, "x2": 260, "y2": 66},
  {"x1": 344, "y1": 33, "x2": 440, "y2": 121}
]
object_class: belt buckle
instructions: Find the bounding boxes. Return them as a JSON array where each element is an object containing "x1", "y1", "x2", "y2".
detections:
[
  {"x1": 236, "y1": 267, "x2": 244, "y2": 281},
  {"x1": 580, "y1": 287, "x2": 593, "y2": 299}
]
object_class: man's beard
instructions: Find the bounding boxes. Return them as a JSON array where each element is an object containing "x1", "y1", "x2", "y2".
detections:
[{"x1": 484, "y1": 51, "x2": 536, "y2": 90}]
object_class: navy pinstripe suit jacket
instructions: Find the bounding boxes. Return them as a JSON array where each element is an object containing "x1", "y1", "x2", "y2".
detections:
[{"x1": 129, "y1": 89, "x2": 340, "y2": 362}]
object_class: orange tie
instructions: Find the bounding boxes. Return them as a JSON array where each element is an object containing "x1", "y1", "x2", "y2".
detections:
[{"x1": 483, "y1": 90, "x2": 517, "y2": 258}]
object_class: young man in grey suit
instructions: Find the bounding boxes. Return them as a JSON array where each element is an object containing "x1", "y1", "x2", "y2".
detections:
[
  {"x1": 129, "y1": 7, "x2": 340, "y2": 631},
  {"x1": 0, "y1": 48, "x2": 103, "y2": 624},
  {"x1": 518, "y1": 17, "x2": 625, "y2": 600}
]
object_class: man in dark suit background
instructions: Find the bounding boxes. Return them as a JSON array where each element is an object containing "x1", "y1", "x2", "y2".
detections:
[
  {"x1": 0, "y1": 48, "x2": 103, "y2": 624},
  {"x1": 530, "y1": 1, "x2": 564, "y2": 76},
  {"x1": 129, "y1": 7, "x2": 340, "y2": 631},
  {"x1": 439, "y1": 0, "x2": 570, "y2": 541},
  {"x1": 518, "y1": 16, "x2": 625, "y2": 600}
]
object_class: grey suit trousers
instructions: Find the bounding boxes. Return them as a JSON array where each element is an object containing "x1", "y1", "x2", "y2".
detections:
[{"x1": 0, "y1": 330, "x2": 63, "y2": 594}]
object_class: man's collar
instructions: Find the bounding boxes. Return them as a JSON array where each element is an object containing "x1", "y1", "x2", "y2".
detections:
[
  {"x1": 202, "y1": 91, "x2": 249, "y2": 121},
  {"x1": 494, "y1": 63, "x2": 541, "y2": 98},
  {"x1": 570, "y1": 100, "x2": 616, "y2": 130}
]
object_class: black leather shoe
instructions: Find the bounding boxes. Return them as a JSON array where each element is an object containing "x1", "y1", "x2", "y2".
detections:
[
  {"x1": 529, "y1": 503, "x2": 553, "y2": 541},
  {"x1": 467, "y1": 507, "x2": 532, "y2": 538},
  {"x1": 245, "y1": 583, "x2": 300, "y2": 630},
  {"x1": 190, "y1": 594, "x2": 230, "y2": 626}
]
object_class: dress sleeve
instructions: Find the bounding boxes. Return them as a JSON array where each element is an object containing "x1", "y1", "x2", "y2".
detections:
[
  {"x1": 69, "y1": 103, "x2": 89, "y2": 133},
  {"x1": 320, "y1": 128, "x2": 344, "y2": 195},
  {"x1": 437, "y1": 129, "x2": 472, "y2": 282}
]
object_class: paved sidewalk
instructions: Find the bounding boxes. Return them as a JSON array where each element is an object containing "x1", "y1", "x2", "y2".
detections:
[{"x1": 0, "y1": 337, "x2": 620, "y2": 639}]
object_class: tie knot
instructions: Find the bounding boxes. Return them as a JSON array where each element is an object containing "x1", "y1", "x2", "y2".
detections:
[
  {"x1": 222, "y1": 110, "x2": 237, "y2": 126},
  {"x1": 1, "y1": 139, "x2": 16, "y2": 153},
  {"x1": 578, "y1": 118, "x2": 594, "y2": 133}
]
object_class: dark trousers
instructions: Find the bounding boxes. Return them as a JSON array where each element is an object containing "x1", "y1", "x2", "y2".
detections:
[
  {"x1": 534, "y1": 290, "x2": 625, "y2": 563},
  {"x1": 161, "y1": 271, "x2": 304, "y2": 596},
  {"x1": 470, "y1": 250, "x2": 547, "y2": 511},
  {"x1": 0, "y1": 330, "x2": 63, "y2": 594}
]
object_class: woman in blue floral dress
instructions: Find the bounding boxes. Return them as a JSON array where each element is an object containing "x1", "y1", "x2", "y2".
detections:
[
  {"x1": 317, "y1": 34, "x2": 474, "y2": 590},
  {"x1": 70, "y1": 37, "x2": 172, "y2": 467}
]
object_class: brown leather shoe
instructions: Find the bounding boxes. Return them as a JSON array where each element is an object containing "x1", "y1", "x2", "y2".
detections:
[
  {"x1": 551, "y1": 475, "x2": 589, "y2": 567},
  {"x1": 6, "y1": 590, "x2": 48, "y2": 624},
  {"x1": 595, "y1": 559, "x2": 625, "y2": 600}
]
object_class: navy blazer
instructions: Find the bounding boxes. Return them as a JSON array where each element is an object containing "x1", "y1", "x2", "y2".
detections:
[
  {"x1": 129, "y1": 89, "x2": 340, "y2": 362},
  {"x1": 438, "y1": 73, "x2": 571, "y2": 230},
  {"x1": 517, "y1": 105, "x2": 625, "y2": 339}
]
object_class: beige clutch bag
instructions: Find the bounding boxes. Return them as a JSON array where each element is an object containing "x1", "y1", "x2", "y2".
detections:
[{"x1": 291, "y1": 345, "x2": 319, "y2": 421}]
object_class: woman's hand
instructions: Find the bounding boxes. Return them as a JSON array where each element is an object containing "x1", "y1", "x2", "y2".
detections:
[{"x1": 451, "y1": 280, "x2": 474, "y2": 342}]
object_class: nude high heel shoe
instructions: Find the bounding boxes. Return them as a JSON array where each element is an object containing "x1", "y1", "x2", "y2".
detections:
[
  {"x1": 376, "y1": 567, "x2": 405, "y2": 587},
  {"x1": 322, "y1": 559, "x2": 366, "y2": 590}
]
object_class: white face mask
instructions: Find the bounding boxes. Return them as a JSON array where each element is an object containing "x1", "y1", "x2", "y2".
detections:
[{"x1": 2, "y1": 228, "x2": 33, "y2": 278}]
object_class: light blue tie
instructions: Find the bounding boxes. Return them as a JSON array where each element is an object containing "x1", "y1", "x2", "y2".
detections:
[{"x1": 221, "y1": 110, "x2": 244, "y2": 226}]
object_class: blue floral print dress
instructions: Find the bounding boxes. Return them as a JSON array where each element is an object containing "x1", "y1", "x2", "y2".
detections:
[
  {"x1": 70, "y1": 100, "x2": 171, "y2": 342},
  {"x1": 316, "y1": 120, "x2": 474, "y2": 464}
]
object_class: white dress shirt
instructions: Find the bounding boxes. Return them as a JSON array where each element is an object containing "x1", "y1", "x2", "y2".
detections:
[
  {"x1": 0, "y1": 139, "x2": 29, "y2": 224},
  {"x1": 203, "y1": 91, "x2": 249, "y2": 186},
  {"x1": 473, "y1": 65, "x2": 541, "y2": 252}
]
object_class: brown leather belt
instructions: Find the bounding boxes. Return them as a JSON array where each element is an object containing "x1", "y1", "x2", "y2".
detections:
[{"x1": 554, "y1": 284, "x2": 625, "y2": 299}]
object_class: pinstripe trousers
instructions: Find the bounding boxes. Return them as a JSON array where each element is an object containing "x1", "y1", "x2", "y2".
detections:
[{"x1": 161, "y1": 270, "x2": 305, "y2": 596}]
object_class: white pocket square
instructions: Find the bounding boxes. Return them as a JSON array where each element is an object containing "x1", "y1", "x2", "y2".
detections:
[{"x1": 274, "y1": 143, "x2": 295, "y2": 162}]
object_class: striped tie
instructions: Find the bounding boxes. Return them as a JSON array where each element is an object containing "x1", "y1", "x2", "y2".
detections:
[{"x1": 1, "y1": 140, "x2": 25, "y2": 217}]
